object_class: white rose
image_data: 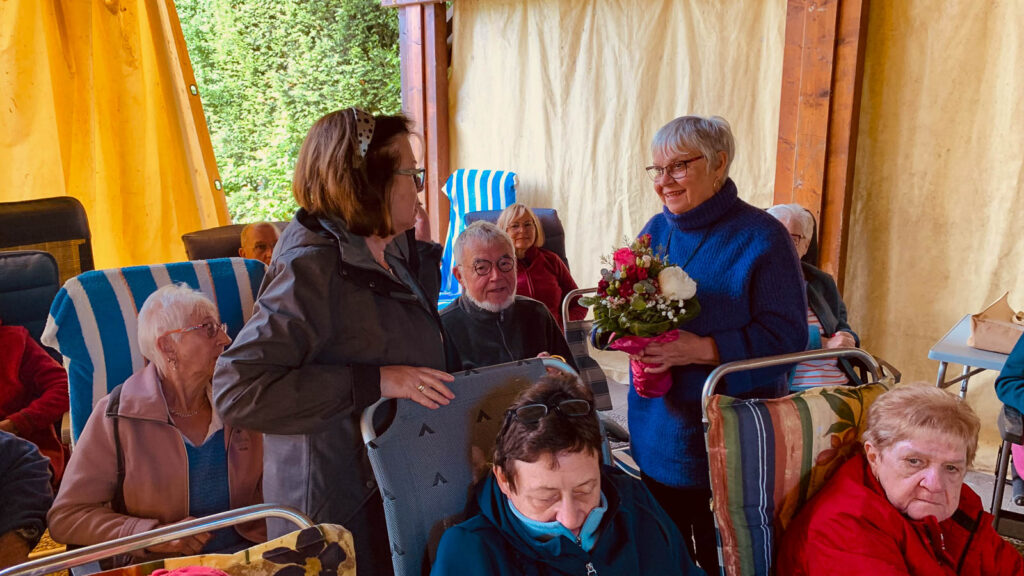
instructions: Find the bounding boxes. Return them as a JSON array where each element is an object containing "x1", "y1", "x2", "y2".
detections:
[{"x1": 658, "y1": 266, "x2": 697, "y2": 301}]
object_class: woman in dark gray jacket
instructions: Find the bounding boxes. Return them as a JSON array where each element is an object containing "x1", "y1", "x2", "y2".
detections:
[{"x1": 213, "y1": 109, "x2": 458, "y2": 576}]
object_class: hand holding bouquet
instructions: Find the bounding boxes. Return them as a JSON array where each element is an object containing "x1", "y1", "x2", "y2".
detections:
[{"x1": 581, "y1": 234, "x2": 700, "y2": 398}]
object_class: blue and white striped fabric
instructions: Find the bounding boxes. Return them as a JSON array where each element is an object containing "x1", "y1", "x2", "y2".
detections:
[
  {"x1": 438, "y1": 169, "x2": 517, "y2": 309},
  {"x1": 41, "y1": 258, "x2": 265, "y2": 442}
]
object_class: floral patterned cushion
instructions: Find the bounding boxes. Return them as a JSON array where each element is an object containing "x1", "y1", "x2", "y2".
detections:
[
  {"x1": 92, "y1": 524, "x2": 355, "y2": 576},
  {"x1": 705, "y1": 379, "x2": 892, "y2": 576}
]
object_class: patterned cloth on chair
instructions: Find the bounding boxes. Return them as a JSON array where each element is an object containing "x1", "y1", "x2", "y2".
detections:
[
  {"x1": 438, "y1": 169, "x2": 517, "y2": 308},
  {"x1": 705, "y1": 378, "x2": 892, "y2": 576},
  {"x1": 90, "y1": 524, "x2": 355, "y2": 576},
  {"x1": 41, "y1": 258, "x2": 265, "y2": 441}
]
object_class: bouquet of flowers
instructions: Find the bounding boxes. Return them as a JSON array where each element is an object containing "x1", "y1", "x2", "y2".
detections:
[{"x1": 580, "y1": 234, "x2": 700, "y2": 398}]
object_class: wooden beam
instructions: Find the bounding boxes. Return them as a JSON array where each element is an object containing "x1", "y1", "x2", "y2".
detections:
[
  {"x1": 774, "y1": 0, "x2": 870, "y2": 289},
  {"x1": 386, "y1": 0, "x2": 450, "y2": 243}
]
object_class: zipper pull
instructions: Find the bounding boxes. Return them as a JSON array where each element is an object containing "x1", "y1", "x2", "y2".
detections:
[{"x1": 585, "y1": 562, "x2": 597, "y2": 575}]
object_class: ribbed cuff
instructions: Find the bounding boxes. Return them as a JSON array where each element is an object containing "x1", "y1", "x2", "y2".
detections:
[{"x1": 352, "y1": 364, "x2": 383, "y2": 409}]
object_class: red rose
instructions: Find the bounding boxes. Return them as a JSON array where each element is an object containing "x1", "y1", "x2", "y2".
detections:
[
  {"x1": 613, "y1": 247, "x2": 635, "y2": 269},
  {"x1": 619, "y1": 281, "x2": 634, "y2": 298},
  {"x1": 598, "y1": 279, "x2": 610, "y2": 294},
  {"x1": 637, "y1": 267, "x2": 648, "y2": 280}
]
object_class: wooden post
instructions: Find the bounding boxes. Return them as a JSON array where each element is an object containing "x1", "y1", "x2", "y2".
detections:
[
  {"x1": 383, "y1": 0, "x2": 450, "y2": 243},
  {"x1": 774, "y1": 0, "x2": 869, "y2": 288}
]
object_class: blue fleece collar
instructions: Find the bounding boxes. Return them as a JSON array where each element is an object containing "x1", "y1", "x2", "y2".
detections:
[{"x1": 507, "y1": 492, "x2": 608, "y2": 552}]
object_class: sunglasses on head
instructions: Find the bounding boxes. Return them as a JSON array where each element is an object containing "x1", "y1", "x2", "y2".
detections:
[{"x1": 507, "y1": 398, "x2": 593, "y2": 424}]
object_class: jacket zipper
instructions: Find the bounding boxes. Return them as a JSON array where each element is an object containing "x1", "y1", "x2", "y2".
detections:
[
  {"x1": 577, "y1": 536, "x2": 597, "y2": 575},
  {"x1": 497, "y1": 310, "x2": 514, "y2": 361}
]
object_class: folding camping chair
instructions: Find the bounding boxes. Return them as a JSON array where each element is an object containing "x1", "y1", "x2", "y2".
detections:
[
  {"x1": 992, "y1": 404, "x2": 1024, "y2": 533},
  {"x1": 437, "y1": 169, "x2": 518, "y2": 308},
  {"x1": 701, "y1": 348, "x2": 894, "y2": 576},
  {"x1": 0, "y1": 251, "x2": 60, "y2": 347},
  {"x1": 0, "y1": 505, "x2": 354, "y2": 576},
  {"x1": 41, "y1": 258, "x2": 265, "y2": 442},
  {"x1": 360, "y1": 358, "x2": 588, "y2": 576},
  {"x1": 0, "y1": 197, "x2": 94, "y2": 285}
]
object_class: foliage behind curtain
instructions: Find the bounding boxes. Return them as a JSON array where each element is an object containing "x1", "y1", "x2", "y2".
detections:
[{"x1": 0, "y1": 0, "x2": 227, "y2": 268}]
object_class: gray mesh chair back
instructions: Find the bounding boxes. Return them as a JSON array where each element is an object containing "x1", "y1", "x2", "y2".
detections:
[
  {"x1": 0, "y1": 197, "x2": 93, "y2": 285},
  {"x1": 361, "y1": 359, "x2": 551, "y2": 576}
]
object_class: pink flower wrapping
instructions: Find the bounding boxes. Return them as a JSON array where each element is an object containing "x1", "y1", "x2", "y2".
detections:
[{"x1": 609, "y1": 331, "x2": 680, "y2": 398}]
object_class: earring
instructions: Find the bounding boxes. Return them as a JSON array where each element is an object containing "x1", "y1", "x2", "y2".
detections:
[
  {"x1": 713, "y1": 178, "x2": 721, "y2": 190},
  {"x1": 168, "y1": 357, "x2": 177, "y2": 370}
]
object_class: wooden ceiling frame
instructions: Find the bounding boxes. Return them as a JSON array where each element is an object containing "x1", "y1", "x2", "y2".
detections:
[
  {"x1": 774, "y1": 0, "x2": 870, "y2": 288},
  {"x1": 385, "y1": 0, "x2": 870, "y2": 271}
]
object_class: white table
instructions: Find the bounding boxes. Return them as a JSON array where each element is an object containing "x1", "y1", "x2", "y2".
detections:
[{"x1": 928, "y1": 314, "x2": 1009, "y2": 397}]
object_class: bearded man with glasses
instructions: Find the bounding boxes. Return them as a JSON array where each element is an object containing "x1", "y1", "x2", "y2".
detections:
[
  {"x1": 440, "y1": 221, "x2": 576, "y2": 371},
  {"x1": 431, "y1": 372, "x2": 702, "y2": 576}
]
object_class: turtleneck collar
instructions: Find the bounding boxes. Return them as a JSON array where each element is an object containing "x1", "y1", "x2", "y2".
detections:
[{"x1": 661, "y1": 177, "x2": 739, "y2": 231}]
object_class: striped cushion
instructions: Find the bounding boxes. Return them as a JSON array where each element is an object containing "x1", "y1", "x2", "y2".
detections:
[
  {"x1": 438, "y1": 169, "x2": 517, "y2": 308},
  {"x1": 564, "y1": 317, "x2": 612, "y2": 412},
  {"x1": 41, "y1": 258, "x2": 265, "y2": 441},
  {"x1": 705, "y1": 379, "x2": 892, "y2": 576}
]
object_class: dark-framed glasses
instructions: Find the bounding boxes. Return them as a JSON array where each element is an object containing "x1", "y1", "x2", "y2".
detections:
[
  {"x1": 465, "y1": 255, "x2": 515, "y2": 277},
  {"x1": 645, "y1": 155, "x2": 705, "y2": 181},
  {"x1": 162, "y1": 321, "x2": 227, "y2": 339},
  {"x1": 395, "y1": 168, "x2": 426, "y2": 191},
  {"x1": 509, "y1": 398, "x2": 593, "y2": 423}
]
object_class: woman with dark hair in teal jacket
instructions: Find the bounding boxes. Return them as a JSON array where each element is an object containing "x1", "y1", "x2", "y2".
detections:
[{"x1": 431, "y1": 373, "x2": 703, "y2": 576}]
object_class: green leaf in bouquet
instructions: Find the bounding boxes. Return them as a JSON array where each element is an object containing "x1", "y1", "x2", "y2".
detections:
[
  {"x1": 631, "y1": 320, "x2": 672, "y2": 337},
  {"x1": 601, "y1": 268, "x2": 615, "y2": 282},
  {"x1": 630, "y1": 294, "x2": 647, "y2": 311},
  {"x1": 634, "y1": 279, "x2": 655, "y2": 294},
  {"x1": 579, "y1": 295, "x2": 598, "y2": 307}
]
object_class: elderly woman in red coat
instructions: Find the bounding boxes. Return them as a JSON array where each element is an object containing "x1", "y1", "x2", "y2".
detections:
[
  {"x1": 496, "y1": 204, "x2": 585, "y2": 327},
  {"x1": 778, "y1": 385, "x2": 1024, "y2": 575},
  {"x1": 0, "y1": 317, "x2": 69, "y2": 484}
]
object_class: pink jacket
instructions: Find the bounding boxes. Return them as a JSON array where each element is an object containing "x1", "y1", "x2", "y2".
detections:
[{"x1": 48, "y1": 363, "x2": 264, "y2": 555}]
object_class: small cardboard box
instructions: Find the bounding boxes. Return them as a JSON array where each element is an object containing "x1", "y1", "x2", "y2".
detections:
[{"x1": 967, "y1": 292, "x2": 1024, "y2": 354}]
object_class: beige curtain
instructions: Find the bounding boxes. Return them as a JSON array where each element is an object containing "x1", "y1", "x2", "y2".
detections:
[
  {"x1": 0, "y1": 0, "x2": 227, "y2": 268},
  {"x1": 846, "y1": 0, "x2": 1024, "y2": 466},
  {"x1": 450, "y1": 0, "x2": 786, "y2": 291}
]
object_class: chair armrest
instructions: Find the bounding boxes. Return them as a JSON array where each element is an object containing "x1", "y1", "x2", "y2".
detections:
[
  {"x1": 599, "y1": 413, "x2": 630, "y2": 443},
  {"x1": 1000, "y1": 405, "x2": 1024, "y2": 445}
]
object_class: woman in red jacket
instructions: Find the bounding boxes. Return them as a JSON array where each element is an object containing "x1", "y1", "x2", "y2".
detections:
[
  {"x1": 0, "y1": 317, "x2": 69, "y2": 484},
  {"x1": 496, "y1": 204, "x2": 585, "y2": 328},
  {"x1": 778, "y1": 385, "x2": 1024, "y2": 575}
]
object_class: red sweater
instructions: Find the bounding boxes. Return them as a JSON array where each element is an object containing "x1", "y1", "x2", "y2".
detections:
[
  {"x1": 778, "y1": 452, "x2": 1024, "y2": 576},
  {"x1": 0, "y1": 322, "x2": 69, "y2": 482},
  {"x1": 516, "y1": 247, "x2": 586, "y2": 328}
]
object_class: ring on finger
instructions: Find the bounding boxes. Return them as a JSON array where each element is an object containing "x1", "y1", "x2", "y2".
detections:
[{"x1": 417, "y1": 384, "x2": 426, "y2": 393}]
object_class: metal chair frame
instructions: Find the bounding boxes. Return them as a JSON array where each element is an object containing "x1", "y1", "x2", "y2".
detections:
[{"x1": 0, "y1": 504, "x2": 313, "y2": 576}]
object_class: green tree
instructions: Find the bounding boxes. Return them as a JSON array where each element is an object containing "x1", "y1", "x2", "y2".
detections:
[{"x1": 176, "y1": 0, "x2": 402, "y2": 222}]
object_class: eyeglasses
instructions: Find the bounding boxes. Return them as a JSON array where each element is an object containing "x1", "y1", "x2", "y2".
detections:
[
  {"x1": 790, "y1": 233, "x2": 806, "y2": 244},
  {"x1": 506, "y1": 220, "x2": 535, "y2": 231},
  {"x1": 645, "y1": 155, "x2": 705, "y2": 181},
  {"x1": 462, "y1": 255, "x2": 515, "y2": 277},
  {"x1": 508, "y1": 398, "x2": 593, "y2": 424},
  {"x1": 161, "y1": 322, "x2": 227, "y2": 339},
  {"x1": 395, "y1": 168, "x2": 425, "y2": 192}
]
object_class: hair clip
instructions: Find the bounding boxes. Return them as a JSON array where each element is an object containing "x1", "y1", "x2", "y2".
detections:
[{"x1": 350, "y1": 108, "x2": 376, "y2": 158}]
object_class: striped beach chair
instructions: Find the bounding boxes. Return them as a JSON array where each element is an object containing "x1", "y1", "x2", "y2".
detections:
[
  {"x1": 41, "y1": 258, "x2": 265, "y2": 442},
  {"x1": 438, "y1": 169, "x2": 517, "y2": 309}
]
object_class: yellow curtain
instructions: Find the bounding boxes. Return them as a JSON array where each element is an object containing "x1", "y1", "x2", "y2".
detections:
[
  {"x1": 845, "y1": 0, "x2": 1024, "y2": 466},
  {"x1": 0, "y1": 0, "x2": 227, "y2": 268}
]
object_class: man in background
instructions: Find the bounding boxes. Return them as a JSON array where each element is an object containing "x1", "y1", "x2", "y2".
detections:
[{"x1": 238, "y1": 222, "x2": 280, "y2": 266}]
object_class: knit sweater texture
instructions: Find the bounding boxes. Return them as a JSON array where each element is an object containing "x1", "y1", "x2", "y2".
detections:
[{"x1": 631, "y1": 179, "x2": 807, "y2": 488}]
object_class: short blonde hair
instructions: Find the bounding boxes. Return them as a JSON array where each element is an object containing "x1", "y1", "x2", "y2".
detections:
[
  {"x1": 863, "y1": 385, "x2": 981, "y2": 467},
  {"x1": 137, "y1": 284, "x2": 219, "y2": 371},
  {"x1": 496, "y1": 203, "x2": 545, "y2": 248}
]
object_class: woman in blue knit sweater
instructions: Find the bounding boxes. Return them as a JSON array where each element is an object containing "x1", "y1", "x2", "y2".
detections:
[{"x1": 631, "y1": 115, "x2": 807, "y2": 572}]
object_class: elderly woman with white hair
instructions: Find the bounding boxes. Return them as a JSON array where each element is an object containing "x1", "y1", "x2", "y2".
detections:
[
  {"x1": 628, "y1": 115, "x2": 807, "y2": 572},
  {"x1": 779, "y1": 385, "x2": 1024, "y2": 575},
  {"x1": 48, "y1": 284, "x2": 264, "y2": 562},
  {"x1": 767, "y1": 203, "x2": 860, "y2": 386}
]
